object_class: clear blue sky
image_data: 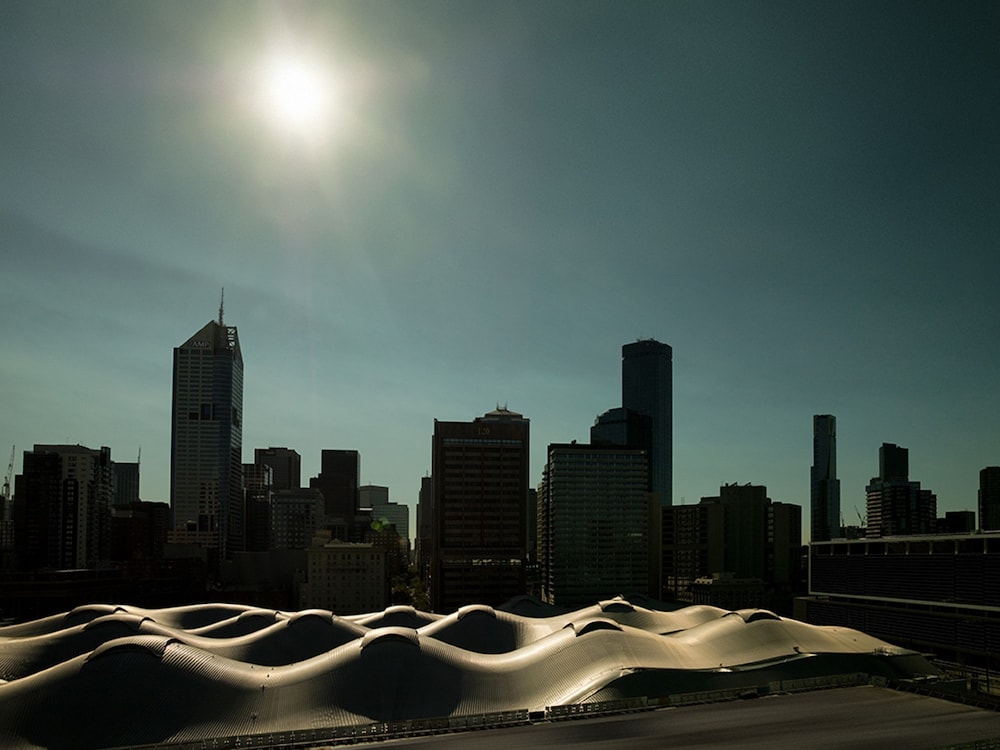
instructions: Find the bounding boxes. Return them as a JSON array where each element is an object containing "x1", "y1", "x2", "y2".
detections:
[{"x1": 2, "y1": 1, "x2": 997, "y2": 540}]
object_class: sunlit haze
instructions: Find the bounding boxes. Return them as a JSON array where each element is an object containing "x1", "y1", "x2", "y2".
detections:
[
  {"x1": 1, "y1": 1, "x2": 998, "y2": 542},
  {"x1": 259, "y1": 54, "x2": 337, "y2": 136}
]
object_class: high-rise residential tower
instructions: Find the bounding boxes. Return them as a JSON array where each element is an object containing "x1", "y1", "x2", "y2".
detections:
[
  {"x1": 169, "y1": 304, "x2": 244, "y2": 560},
  {"x1": 430, "y1": 407, "x2": 529, "y2": 613},
  {"x1": 865, "y1": 443, "x2": 937, "y2": 538},
  {"x1": 538, "y1": 442, "x2": 652, "y2": 608},
  {"x1": 621, "y1": 339, "x2": 672, "y2": 505},
  {"x1": 13, "y1": 444, "x2": 114, "y2": 570},
  {"x1": 810, "y1": 414, "x2": 841, "y2": 542}
]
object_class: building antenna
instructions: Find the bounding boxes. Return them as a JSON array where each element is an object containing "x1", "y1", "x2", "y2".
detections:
[{"x1": 218, "y1": 287, "x2": 225, "y2": 326}]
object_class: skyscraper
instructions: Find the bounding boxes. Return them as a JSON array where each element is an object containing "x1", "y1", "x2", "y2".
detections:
[
  {"x1": 621, "y1": 339, "x2": 672, "y2": 505},
  {"x1": 539, "y1": 442, "x2": 652, "y2": 608},
  {"x1": 810, "y1": 414, "x2": 841, "y2": 542},
  {"x1": 980, "y1": 466, "x2": 1000, "y2": 531},
  {"x1": 430, "y1": 407, "x2": 529, "y2": 613},
  {"x1": 169, "y1": 305, "x2": 244, "y2": 560}
]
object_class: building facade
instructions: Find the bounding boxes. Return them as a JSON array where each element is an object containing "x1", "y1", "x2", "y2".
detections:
[
  {"x1": 254, "y1": 447, "x2": 301, "y2": 492},
  {"x1": 663, "y1": 484, "x2": 802, "y2": 612},
  {"x1": 799, "y1": 534, "x2": 1000, "y2": 672},
  {"x1": 243, "y1": 463, "x2": 273, "y2": 552},
  {"x1": 310, "y1": 449, "x2": 360, "y2": 520},
  {"x1": 271, "y1": 488, "x2": 324, "y2": 550},
  {"x1": 169, "y1": 312, "x2": 244, "y2": 560},
  {"x1": 539, "y1": 442, "x2": 653, "y2": 608},
  {"x1": 810, "y1": 414, "x2": 840, "y2": 542},
  {"x1": 621, "y1": 339, "x2": 672, "y2": 506},
  {"x1": 301, "y1": 537, "x2": 387, "y2": 614},
  {"x1": 13, "y1": 444, "x2": 114, "y2": 570},
  {"x1": 980, "y1": 466, "x2": 1000, "y2": 531},
  {"x1": 430, "y1": 408, "x2": 529, "y2": 613},
  {"x1": 113, "y1": 461, "x2": 140, "y2": 508}
]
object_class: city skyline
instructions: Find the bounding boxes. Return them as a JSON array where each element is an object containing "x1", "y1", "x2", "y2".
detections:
[{"x1": 3, "y1": 2, "x2": 998, "y2": 541}]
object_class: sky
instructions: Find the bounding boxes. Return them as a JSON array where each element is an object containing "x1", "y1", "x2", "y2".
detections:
[{"x1": 2, "y1": 1, "x2": 998, "y2": 541}]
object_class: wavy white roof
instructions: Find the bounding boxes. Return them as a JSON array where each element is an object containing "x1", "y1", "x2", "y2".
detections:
[{"x1": 0, "y1": 597, "x2": 938, "y2": 749}]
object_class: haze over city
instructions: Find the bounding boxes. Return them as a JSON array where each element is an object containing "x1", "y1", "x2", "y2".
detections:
[{"x1": 2, "y1": 1, "x2": 997, "y2": 539}]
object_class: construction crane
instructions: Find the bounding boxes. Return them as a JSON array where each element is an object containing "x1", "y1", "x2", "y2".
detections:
[
  {"x1": 1, "y1": 445, "x2": 12, "y2": 508},
  {"x1": 1, "y1": 446, "x2": 13, "y2": 540}
]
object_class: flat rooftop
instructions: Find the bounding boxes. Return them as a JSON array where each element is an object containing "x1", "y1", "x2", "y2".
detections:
[{"x1": 369, "y1": 686, "x2": 1000, "y2": 750}]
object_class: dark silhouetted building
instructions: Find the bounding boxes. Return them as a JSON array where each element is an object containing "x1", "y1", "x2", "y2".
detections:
[
  {"x1": 590, "y1": 406, "x2": 653, "y2": 452},
  {"x1": 13, "y1": 444, "x2": 114, "y2": 570},
  {"x1": 622, "y1": 339, "x2": 672, "y2": 506},
  {"x1": 254, "y1": 447, "x2": 301, "y2": 492},
  {"x1": 980, "y1": 466, "x2": 1000, "y2": 531},
  {"x1": 938, "y1": 510, "x2": 976, "y2": 534},
  {"x1": 865, "y1": 443, "x2": 936, "y2": 538},
  {"x1": 169, "y1": 307, "x2": 244, "y2": 560},
  {"x1": 416, "y1": 475, "x2": 433, "y2": 581},
  {"x1": 430, "y1": 408, "x2": 529, "y2": 613},
  {"x1": 111, "y1": 501, "x2": 169, "y2": 561},
  {"x1": 271, "y1": 488, "x2": 324, "y2": 550},
  {"x1": 662, "y1": 501, "x2": 726, "y2": 599},
  {"x1": 800, "y1": 533, "x2": 1000, "y2": 672},
  {"x1": 302, "y1": 534, "x2": 387, "y2": 613},
  {"x1": 538, "y1": 442, "x2": 653, "y2": 608},
  {"x1": 310, "y1": 449, "x2": 360, "y2": 520},
  {"x1": 113, "y1": 461, "x2": 140, "y2": 508},
  {"x1": 361, "y1": 486, "x2": 409, "y2": 541},
  {"x1": 810, "y1": 414, "x2": 840, "y2": 542},
  {"x1": 663, "y1": 483, "x2": 801, "y2": 612},
  {"x1": 243, "y1": 463, "x2": 273, "y2": 552}
]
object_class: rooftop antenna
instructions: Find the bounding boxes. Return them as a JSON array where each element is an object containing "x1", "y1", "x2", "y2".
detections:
[{"x1": 218, "y1": 287, "x2": 225, "y2": 326}]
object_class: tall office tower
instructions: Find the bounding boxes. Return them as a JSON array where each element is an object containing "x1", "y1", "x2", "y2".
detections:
[
  {"x1": 310, "y1": 450, "x2": 360, "y2": 519},
  {"x1": 865, "y1": 443, "x2": 937, "y2": 538},
  {"x1": 810, "y1": 415, "x2": 841, "y2": 542},
  {"x1": 13, "y1": 444, "x2": 113, "y2": 570},
  {"x1": 416, "y1": 475, "x2": 433, "y2": 581},
  {"x1": 170, "y1": 306, "x2": 244, "y2": 560},
  {"x1": 430, "y1": 407, "x2": 529, "y2": 613},
  {"x1": 361, "y1": 486, "x2": 410, "y2": 541},
  {"x1": 254, "y1": 447, "x2": 301, "y2": 492},
  {"x1": 114, "y1": 461, "x2": 140, "y2": 507},
  {"x1": 980, "y1": 467, "x2": 1000, "y2": 531},
  {"x1": 539, "y1": 442, "x2": 652, "y2": 608},
  {"x1": 622, "y1": 339, "x2": 672, "y2": 505},
  {"x1": 243, "y1": 462, "x2": 273, "y2": 552}
]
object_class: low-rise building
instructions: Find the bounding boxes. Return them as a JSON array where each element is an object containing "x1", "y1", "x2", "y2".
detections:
[
  {"x1": 797, "y1": 533, "x2": 1000, "y2": 673},
  {"x1": 301, "y1": 535, "x2": 387, "y2": 614}
]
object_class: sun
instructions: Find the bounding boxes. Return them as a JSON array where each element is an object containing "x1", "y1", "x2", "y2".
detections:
[{"x1": 259, "y1": 54, "x2": 336, "y2": 137}]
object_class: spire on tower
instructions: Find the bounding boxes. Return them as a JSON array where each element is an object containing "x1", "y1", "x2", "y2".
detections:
[{"x1": 218, "y1": 288, "x2": 225, "y2": 326}]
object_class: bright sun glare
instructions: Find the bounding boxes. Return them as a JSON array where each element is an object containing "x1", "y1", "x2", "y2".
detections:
[{"x1": 260, "y1": 55, "x2": 334, "y2": 136}]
